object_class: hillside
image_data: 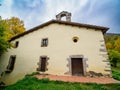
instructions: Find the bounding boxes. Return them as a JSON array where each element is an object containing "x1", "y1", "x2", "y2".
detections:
[
  {"x1": 104, "y1": 33, "x2": 120, "y2": 80},
  {"x1": 104, "y1": 33, "x2": 120, "y2": 43},
  {"x1": 105, "y1": 33, "x2": 120, "y2": 36}
]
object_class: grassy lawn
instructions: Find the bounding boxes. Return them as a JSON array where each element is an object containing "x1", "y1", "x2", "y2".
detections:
[{"x1": 0, "y1": 75, "x2": 120, "y2": 90}]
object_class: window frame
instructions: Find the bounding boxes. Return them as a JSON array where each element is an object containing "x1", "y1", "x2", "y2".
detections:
[
  {"x1": 72, "y1": 37, "x2": 79, "y2": 43},
  {"x1": 41, "y1": 38, "x2": 48, "y2": 47},
  {"x1": 6, "y1": 55, "x2": 16, "y2": 73},
  {"x1": 14, "y1": 41, "x2": 19, "y2": 48}
]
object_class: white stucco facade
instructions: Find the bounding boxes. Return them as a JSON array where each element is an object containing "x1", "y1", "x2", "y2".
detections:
[{"x1": 0, "y1": 21, "x2": 111, "y2": 85}]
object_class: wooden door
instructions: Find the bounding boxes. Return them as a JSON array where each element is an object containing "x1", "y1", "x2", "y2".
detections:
[{"x1": 71, "y1": 58, "x2": 84, "y2": 76}]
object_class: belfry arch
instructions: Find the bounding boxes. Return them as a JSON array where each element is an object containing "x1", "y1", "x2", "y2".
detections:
[{"x1": 56, "y1": 11, "x2": 71, "y2": 22}]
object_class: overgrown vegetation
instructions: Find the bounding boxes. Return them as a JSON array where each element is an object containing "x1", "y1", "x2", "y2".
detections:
[
  {"x1": 0, "y1": 19, "x2": 10, "y2": 55},
  {"x1": 105, "y1": 33, "x2": 120, "y2": 52},
  {"x1": 108, "y1": 50, "x2": 120, "y2": 67},
  {"x1": 1, "y1": 75, "x2": 120, "y2": 90},
  {"x1": 112, "y1": 69, "x2": 120, "y2": 80},
  {"x1": 111, "y1": 62, "x2": 120, "y2": 80},
  {"x1": 104, "y1": 33, "x2": 120, "y2": 80},
  {"x1": 1, "y1": 17, "x2": 25, "y2": 40},
  {"x1": 105, "y1": 34, "x2": 120, "y2": 67}
]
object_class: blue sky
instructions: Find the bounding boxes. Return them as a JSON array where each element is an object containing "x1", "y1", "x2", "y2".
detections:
[{"x1": 0, "y1": 0, "x2": 120, "y2": 33}]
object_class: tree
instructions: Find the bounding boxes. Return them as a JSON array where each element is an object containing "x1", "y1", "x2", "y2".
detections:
[
  {"x1": 106, "y1": 42, "x2": 113, "y2": 49},
  {"x1": 114, "y1": 38, "x2": 120, "y2": 52},
  {"x1": 0, "y1": 19, "x2": 10, "y2": 55},
  {"x1": 0, "y1": 17, "x2": 25, "y2": 55},
  {"x1": 108, "y1": 50, "x2": 120, "y2": 67},
  {"x1": 4, "y1": 17, "x2": 25, "y2": 40}
]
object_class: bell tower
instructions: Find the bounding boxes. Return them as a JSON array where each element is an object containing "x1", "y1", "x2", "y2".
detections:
[{"x1": 56, "y1": 11, "x2": 71, "y2": 22}]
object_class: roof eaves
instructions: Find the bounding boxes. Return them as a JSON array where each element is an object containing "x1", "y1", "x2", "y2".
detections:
[
  {"x1": 9, "y1": 20, "x2": 55, "y2": 42},
  {"x1": 9, "y1": 20, "x2": 109, "y2": 42}
]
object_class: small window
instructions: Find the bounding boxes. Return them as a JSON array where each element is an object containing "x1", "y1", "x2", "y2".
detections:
[
  {"x1": 72, "y1": 37, "x2": 79, "y2": 43},
  {"x1": 41, "y1": 38, "x2": 48, "y2": 47},
  {"x1": 73, "y1": 39, "x2": 78, "y2": 42},
  {"x1": 14, "y1": 41, "x2": 19, "y2": 48},
  {"x1": 6, "y1": 55, "x2": 16, "y2": 73}
]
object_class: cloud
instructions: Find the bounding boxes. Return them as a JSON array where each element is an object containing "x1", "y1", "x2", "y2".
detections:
[
  {"x1": 43, "y1": 0, "x2": 89, "y2": 20},
  {"x1": 0, "y1": 0, "x2": 14, "y2": 18},
  {"x1": 0, "y1": 0, "x2": 120, "y2": 33},
  {"x1": 10, "y1": 0, "x2": 91, "y2": 29},
  {"x1": 73, "y1": 0, "x2": 120, "y2": 33},
  {"x1": 10, "y1": 0, "x2": 45, "y2": 29}
]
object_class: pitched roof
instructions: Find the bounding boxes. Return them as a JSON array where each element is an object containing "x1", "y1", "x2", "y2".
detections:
[{"x1": 9, "y1": 19, "x2": 109, "y2": 41}]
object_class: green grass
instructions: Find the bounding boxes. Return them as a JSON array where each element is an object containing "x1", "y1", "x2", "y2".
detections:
[
  {"x1": 0, "y1": 75, "x2": 120, "y2": 90},
  {"x1": 112, "y1": 62, "x2": 120, "y2": 80},
  {"x1": 105, "y1": 83, "x2": 120, "y2": 90},
  {"x1": 112, "y1": 69, "x2": 120, "y2": 80}
]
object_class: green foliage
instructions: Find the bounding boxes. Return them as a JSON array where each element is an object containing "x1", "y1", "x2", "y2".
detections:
[
  {"x1": 0, "y1": 16, "x2": 25, "y2": 55},
  {"x1": 106, "y1": 42, "x2": 113, "y2": 49},
  {"x1": 25, "y1": 72, "x2": 40, "y2": 76},
  {"x1": 114, "y1": 38, "x2": 120, "y2": 52},
  {"x1": 105, "y1": 83, "x2": 120, "y2": 90},
  {"x1": 3, "y1": 17, "x2": 26, "y2": 40},
  {"x1": 104, "y1": 34, "x2": 120, "y2": 45},
  {"x1": 111, "y1": 62, "x2": 120, "y2": 81},
  {"x1": 54, "y1": 80, "x2": 65, "y2": 84},
  {"x1": 112, "y1": 69, "x2": 120, "y2": 80},
  {"x1": 40, "y1": 78, "x2": 50, "y2": 83},
  {"x1": 104, "y1": 34, "x2": 120, "y2": 50},
  {"x1": 105, "y1": 34, "x2": 120, "y2": 80},
  {"x1": 108, "y1": 50, "x2": 120, "y2": 67},
  {"x1": 0, "y1": 19, "x2": 10, "y2": 55}
]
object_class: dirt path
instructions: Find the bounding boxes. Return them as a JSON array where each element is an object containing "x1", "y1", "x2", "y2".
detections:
[{"x1": 36, "y1": 75, "x2": 120, "y2": 84}]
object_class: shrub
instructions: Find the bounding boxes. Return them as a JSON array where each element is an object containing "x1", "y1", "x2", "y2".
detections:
[
  {"x1": 25, "y1": 72, "x2": 40, "y2": 77},
  {"x1": 40, "y1": 78, "x2": 50, "y2": 83},
  {"x1": 108, "y1": 50, "x2": 120, "y2": 67},
  {"x1": 112, "y1": 69, "x2": 120, "y2": 80},
  {"x1": 54, "y1": 80, "x2": 65, "y2": 84}
]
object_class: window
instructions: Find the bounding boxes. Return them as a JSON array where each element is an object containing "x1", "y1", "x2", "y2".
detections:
[
  {"x1": 6, "y1": 55, "x2": 16, "y2": 73},
  {"x1": 41, "y1": 38, "x2": 48, "y2": 47},
  {"x1": 14, "y1": 41, "x2": 19, "y2": 48},
  {"x1": 37, "y1": 56, "x2": 49, "y2": 72},
  {"x1": 72, "y1": 37, "x2": 79, "y2": 43},
  {"x1": 73, "y1": 38, "x2": 78, "y2": 42}
]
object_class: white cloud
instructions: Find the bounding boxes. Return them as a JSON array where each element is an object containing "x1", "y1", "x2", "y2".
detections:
[
  {"x1": 24, "y1": 0, "x2": 40, "y2": 8},
  {"x1": 0, "y1": 0, "x2": 119, "y2": 33},
  {"x1": 0, "y1": 0, "x2": 14, "y2": 19},
  {"x1": 32, "y1": 0, "x2": 90, "y2": 28}
]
